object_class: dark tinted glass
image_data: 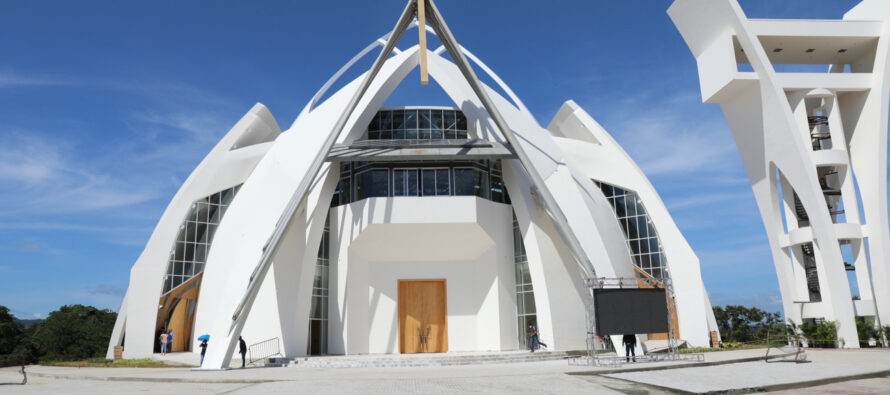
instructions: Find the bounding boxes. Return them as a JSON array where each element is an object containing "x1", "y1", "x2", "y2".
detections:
[
  {"x1": 422, "y1": 169, "x2": 437, "y2": 196},
  {"x1": 366, "y1": 109, "x2": 468, "y2": 140},
  {"x1": 436, "y1": 170, "x2": 450, "y2": 195},
  {"x1": 356, "y1": 169, "x2": 390, "y2": 199}
]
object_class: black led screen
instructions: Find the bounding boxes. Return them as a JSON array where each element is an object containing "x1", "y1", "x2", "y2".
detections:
[{"x1": 593, "y1": 288, "x2": 669, "y2": 335}]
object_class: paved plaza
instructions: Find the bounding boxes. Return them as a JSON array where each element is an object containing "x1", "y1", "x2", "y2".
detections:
[{"x1": 0, "y1": 349, "x2": 888, "y2": 394}]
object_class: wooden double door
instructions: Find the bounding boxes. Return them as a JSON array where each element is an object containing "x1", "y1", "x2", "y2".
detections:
[{"x1": 398, "y1": 280, "x2": 448, "y2": 354}]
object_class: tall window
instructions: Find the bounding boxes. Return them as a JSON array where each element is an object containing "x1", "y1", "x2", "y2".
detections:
[
  {"x1": 421, "y1": 168, "x2": 451, "y2": 196},
  {"x1": 513, "y1": 213, "x2": 537, "y2": 349},
  {"x1": 331, "y1": 162, "x2": 352, "y2": 207},
  {"x1": 392, "y1": 168, "x2": 420, "y2": 196},
  {"x1": 595, "y1": 181, "x2": 668, "y2": 280},
  {"x1": 355, "y1": 169, "x2": 390, "y2": 200},
  {"x1": 453, "y1": 168, "x2": 490, "y2": 199},
  {"x1": 162, "y1": 185, "x2": 240, "y2": 294},
  {"x1": 308, "y1": 219, "x2": 330, "y2": 355},
  {"x1": 490, "y1": 161, "x2": 508, "y2": 203}
]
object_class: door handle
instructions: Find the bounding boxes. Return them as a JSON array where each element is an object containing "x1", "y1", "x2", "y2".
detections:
[{"x1": 417, "y1": 324, "x2": 432, "y2": 350}]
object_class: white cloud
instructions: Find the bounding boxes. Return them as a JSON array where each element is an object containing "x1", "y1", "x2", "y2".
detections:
[
  {"x1": 0, "y1": 71, "x2": 75, "y2": 88},
  {"x1": 0, "y1": 132, "x2": 159, "y2": 215},
  {"x1": 0, "y1": 102, "x2": 237, "y2": 218},
  {"x1": 91, "y1": 284, "x2": 125, "y2": 297},
  {"x1": 15, "y1": 242, "x2": 41, "y2": 251},
  {"x1": 0, "y1": 221, "x2": 142, "y2": 232},
  {"x1": 0, "y1": 134, "x2": 63, "y2": 184},
  {"x1": 606, "y1": 99, "x2": 738, "y2": 177},
  {"x1": 698, "y1": 244, "x2": 772, "y2": 268},
  {"x1": 9, "y1": 308, "x2": 44, "y2": 320},
  {"x1": 665, "y1": 191, "x2": 754, "y2": 211}
]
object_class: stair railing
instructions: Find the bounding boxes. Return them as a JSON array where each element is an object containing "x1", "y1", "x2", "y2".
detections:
[{"x1": 247, "y1": 337, "x2": 282, "y2": 366}]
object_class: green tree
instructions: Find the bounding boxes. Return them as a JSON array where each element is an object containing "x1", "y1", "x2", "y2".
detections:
[
  {"x1": 29, "y1": 305, "x2": 116, "y2": 362},
  {"x1": 0, "y1": 306, "x2": 25, "y2": 355},
  {"x1": 712, "y1": 305, "x2": 784, "y2": 343}
]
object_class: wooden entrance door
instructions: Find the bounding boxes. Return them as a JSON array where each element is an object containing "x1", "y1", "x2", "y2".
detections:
[{"x1": 399, "y1": 280, "x2": 447, "y2": 353}]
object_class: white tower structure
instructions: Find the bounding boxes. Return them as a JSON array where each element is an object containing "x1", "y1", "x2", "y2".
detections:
[
  {"x1": 670, "y1": 0, "x2": 890, "y2": 346},
  {"x1": 107, "y1": 0, "x2": 719, "y2": 368}
]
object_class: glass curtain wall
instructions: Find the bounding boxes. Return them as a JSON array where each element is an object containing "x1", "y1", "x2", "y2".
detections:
[
  {"x1": 513, "y1": 212, "x2": 538, "y2": 349},
  {"x1": 367, "y1": 108, "x2": 469, "y2": 140},
  {"x1": 162, "y1": 184, "x2": 241, "y2": 294},
  {"x1": 595, "y1": 181, "x2": 669, "y2": 280},
  {"x1": 308, "y1": 218, "x2": 330, "y2": 355},
  {"x1": 331, "y1": 160, "x2": 510, "y2": 207}
]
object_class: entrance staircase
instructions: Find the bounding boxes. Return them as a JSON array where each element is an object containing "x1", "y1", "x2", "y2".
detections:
[{"x1": 286, "y1": 350, "x2": 570, "y2": 368}]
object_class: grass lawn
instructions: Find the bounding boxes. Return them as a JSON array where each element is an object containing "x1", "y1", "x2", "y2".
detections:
[{"x1": 41, "y1": 358, "x2": 187, "y2": 368}]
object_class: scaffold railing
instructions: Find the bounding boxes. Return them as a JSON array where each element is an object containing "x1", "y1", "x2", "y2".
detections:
[{"x1": 569, "y1": 273, "x2": 704, "y2": 367}]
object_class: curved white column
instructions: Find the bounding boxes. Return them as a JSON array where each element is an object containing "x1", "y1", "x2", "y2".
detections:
[{"x1": 106, "y1": 104, "x2": 281, "y2": 359}]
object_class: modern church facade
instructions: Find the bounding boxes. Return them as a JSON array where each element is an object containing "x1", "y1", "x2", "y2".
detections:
[{"x1": 107, "y1": 0, "x2": 719, "y2": 367}]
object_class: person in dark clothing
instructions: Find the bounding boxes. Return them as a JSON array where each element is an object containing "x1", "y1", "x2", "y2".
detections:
[
  {"x1": 199, "y1": 339, "x2": 208, "y2": 366},
  {"x1": 622, "y1": 334, "x2": 636, "y2": 362},
  {"x1": 529, "y1": 325, "x2": 548, "y2": 352},
  {"x1": 239, "y1": 336, "x2": 248, "y2": 368}
]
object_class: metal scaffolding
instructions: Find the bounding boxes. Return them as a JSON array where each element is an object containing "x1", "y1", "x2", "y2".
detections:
[{"x1": 569, "y1": 274, "x2": 704, "y2": 367}]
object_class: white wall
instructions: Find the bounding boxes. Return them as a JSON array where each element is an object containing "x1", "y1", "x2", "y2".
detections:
[{"x1": 328, "y1": 196, "x2": 516, "y2": 354}]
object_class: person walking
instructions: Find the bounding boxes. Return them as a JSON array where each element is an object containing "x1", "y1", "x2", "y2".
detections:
[
  {"x1": 159, "y1": 332, "x2": 169, "y2": 355},
  {"x1": 199, "y1": 339, "x2": 208, "y2": 367},
  {"x1": 528, "y1": 325, "x2": 548, "y2": 352},
  {"x1": 622, "y1": 334, "x2": 637, "y2": 362},
  {"x1": 167, "y1": 330, "x2": 174, "y2": 352},
  {"x1": 239, "y1": 336, "x2": 248, "y2": 368}
]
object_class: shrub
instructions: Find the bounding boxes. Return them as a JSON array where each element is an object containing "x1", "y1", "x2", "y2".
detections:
[
  {"x1": 810, "y1": 321, "x2": 838, "y2": 348},
  {"x1": 855, "y1": 317, "x2": 879, "y2": 347}
]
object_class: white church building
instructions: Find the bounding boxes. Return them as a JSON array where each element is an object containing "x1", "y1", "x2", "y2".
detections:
[{"x1": 108, "y1": 0, "x2": 719, "y2": 368}]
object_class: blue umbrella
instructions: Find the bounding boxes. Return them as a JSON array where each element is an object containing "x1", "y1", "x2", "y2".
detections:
[{"x1": 197, "y1": 334, "x2": 210, "y2": 342}]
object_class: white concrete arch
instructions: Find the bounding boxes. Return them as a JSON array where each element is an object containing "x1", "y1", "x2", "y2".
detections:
[
  {"x1": 548, "y1": 100, "x2": 718, "y2": 347},
  {"x1": 301, "y1": 21, "x2": 532, "y2": 120},
  {"x1": 197, "y1": 47, "x2": 428, "y2": 368},
  {"x1": 105, "y1": 104, "x2": 282, "y2": 359}
]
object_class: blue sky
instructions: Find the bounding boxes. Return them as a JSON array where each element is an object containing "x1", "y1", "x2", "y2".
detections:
[{"x1": 0, "y1": 0, "x2": 871, "y2": 319}]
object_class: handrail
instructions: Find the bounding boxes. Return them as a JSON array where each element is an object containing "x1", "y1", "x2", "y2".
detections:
[
  {"x1": 247, "y1": 337, "x2": 282, "y2": 366},
  {"x1": 345, "y1": 138, "x2": 493, "y2": 149}
]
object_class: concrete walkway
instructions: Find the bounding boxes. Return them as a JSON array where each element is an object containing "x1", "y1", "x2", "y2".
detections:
[
  {"x1": 5, "y1": 348, "x2": 889, "y2": 394},
  {"x1": 151, "y1": 351, "x2": 248, "y2": 368},
  {"x1": 605, "y1": 349, "x2": 890, "y2": 394}
]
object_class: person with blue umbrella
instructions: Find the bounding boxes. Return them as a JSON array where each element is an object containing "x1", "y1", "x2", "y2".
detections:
[{"x1": 197, "y1": 335, "x2": 209, "y2": 366}]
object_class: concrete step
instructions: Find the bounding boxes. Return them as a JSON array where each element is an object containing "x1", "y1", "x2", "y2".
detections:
[
  {"x1": 253, "y1": 357, "x2": 289, "y2": 367},
  {"x1": 287, "y1": 351, "x2": 570, "y2": 368}
]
